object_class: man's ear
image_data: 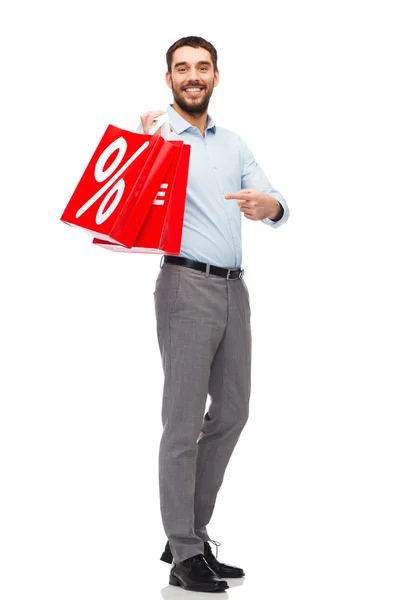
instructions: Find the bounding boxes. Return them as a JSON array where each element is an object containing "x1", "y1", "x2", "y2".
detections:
[
  {"x1": 165, "y1": 72, "x2": 172, "y2": 89},
  {"x1": 214, "y1": 69, "x2": 220, "y2": 87}
]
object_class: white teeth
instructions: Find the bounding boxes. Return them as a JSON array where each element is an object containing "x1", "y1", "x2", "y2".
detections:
[{"x1": 185, "y1": 88, "x2": 202, "y2": 92}]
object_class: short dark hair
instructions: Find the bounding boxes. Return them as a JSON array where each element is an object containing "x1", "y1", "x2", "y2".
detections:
[{"x1": 166, "y1": 36, "x2": 218, "y2": 74}]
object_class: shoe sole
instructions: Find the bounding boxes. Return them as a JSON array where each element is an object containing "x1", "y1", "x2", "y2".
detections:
[{"x1": 169, "y1": 574, "x2": 229, "y2": 592}]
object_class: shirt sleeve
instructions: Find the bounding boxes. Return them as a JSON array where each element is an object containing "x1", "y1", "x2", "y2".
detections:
[{"x1": 238, "y1": 135, "x2": 290, "y2": 228}]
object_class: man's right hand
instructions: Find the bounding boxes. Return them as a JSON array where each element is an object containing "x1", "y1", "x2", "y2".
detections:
[{"x1": 140, "y1": 110, "x2": 167, "y2": 135}]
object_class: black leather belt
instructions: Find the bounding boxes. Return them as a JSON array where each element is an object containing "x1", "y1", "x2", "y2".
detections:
[{"x1": 162, "y1": 255, "x2": 244, "y2": 280}]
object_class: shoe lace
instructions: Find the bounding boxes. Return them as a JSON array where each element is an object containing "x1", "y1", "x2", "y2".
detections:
[{"x1": 207, "y1": 538, "x2": 221, "y2": 559}]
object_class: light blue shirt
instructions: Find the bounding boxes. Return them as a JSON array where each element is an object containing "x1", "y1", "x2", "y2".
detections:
[{"x1": 138, "y1": 104, "x2": 289, "y2": 268}]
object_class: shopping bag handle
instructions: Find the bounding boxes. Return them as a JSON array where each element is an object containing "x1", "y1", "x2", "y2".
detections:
[{"x1": 148, "y1": 113, "x2": 172, "y2": 138}]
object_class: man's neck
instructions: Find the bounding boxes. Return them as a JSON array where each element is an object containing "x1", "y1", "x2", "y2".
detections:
[{"x1": 171, "y1": 103, "x2": 208, "y2": 136}]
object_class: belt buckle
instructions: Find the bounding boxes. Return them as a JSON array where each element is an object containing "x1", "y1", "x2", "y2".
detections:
[{"x1": 226, "y1": 268, "x2": 243, "y2": 279}]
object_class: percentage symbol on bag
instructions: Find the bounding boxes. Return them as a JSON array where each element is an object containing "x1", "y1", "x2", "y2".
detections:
[{"x1": 76, "y1": 137, "x2": 149, "y2": 224}]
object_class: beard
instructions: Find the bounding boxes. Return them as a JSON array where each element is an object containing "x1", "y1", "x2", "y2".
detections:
[{"x1": 170, "y1": 79, "x2": 215, "y2": 117}]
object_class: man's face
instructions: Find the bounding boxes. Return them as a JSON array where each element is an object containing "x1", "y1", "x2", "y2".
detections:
[{"x1": 166, "y1": 46, "x2": 219, "y2": 116}]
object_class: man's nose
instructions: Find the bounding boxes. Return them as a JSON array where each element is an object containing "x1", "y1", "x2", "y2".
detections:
[{"x1": 188, "y1": 67, "x2": 201, "y2": 80}]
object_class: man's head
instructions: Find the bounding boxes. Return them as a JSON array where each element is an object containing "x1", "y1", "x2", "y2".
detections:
[{"x1": 165, "y1": 36, "x2": 219, "y2": 117}]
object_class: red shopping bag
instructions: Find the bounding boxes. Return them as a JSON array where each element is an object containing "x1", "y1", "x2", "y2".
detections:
[
  {"x1": 92, "y1": 139, "x2": 190, "y2": 254},
  {"x1": 60, "y1": 125, "x2": 176, "y2": 248}
]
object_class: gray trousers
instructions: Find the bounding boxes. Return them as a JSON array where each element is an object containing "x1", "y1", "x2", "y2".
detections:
[{"x1": 154, "y1": 261, "x2": 252, "y2": 563}]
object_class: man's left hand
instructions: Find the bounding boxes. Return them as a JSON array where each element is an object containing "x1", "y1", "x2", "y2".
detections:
[{"x1": 224, "y1": 188, "x2": 281, "y2": 221}]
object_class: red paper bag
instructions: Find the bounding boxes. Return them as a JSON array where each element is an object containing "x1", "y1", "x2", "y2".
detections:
[
  {"x1": 92, "y1": 139, "x2": 190, "y2": 254},
  {"x1": 60, "y1": 125, "x2": 176, "y2": 248}
]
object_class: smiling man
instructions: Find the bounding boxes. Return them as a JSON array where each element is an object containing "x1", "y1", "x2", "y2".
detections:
[
  {"x1": 138, "y1": 36, "x2": 289, "y2": 593},
  {"x1": 166, "y1": 52, "x2": 217, "y2": 116}
]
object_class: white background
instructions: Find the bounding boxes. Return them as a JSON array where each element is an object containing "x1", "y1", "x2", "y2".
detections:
[{"x1": 1, "y1": 1, "x2": 407, "y2": 599}]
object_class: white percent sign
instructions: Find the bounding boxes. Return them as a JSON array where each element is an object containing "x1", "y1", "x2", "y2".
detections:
[{"x1": 76, "y1": 136, "x2": 149, "y2": 224}]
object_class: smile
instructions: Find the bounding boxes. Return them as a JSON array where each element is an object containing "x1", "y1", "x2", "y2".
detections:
[{"x1": 184, "y1": 88, "x2": 203, "y2": 95}]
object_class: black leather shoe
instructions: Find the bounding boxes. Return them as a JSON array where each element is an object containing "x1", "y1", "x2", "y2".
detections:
[
  {"x1": 160, "y1": 539, "x2": 245, "y2": 578},
  {"x1": 169, "y1": 554, "x2": 229, "y2": 592},
  {"x1": 203, "y1": 541, "x2": 245, "y2": 578},
  {"x1": 160, "y1": 541, "x2": 173, "y2": 564}
]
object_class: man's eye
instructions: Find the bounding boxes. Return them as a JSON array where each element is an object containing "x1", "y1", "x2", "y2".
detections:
[{"x1": 178, "y1": 67, "x2": 208, "y2": 72}]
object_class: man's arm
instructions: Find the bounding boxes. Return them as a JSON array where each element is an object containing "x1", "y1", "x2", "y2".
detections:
[{"x1": 238, "y1": 135, "x2": 290, "y2": 228}]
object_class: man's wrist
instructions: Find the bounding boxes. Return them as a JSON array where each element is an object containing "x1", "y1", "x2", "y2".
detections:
[{"x1": 268, "y1": 200, "x2": 284, "y2": 222}]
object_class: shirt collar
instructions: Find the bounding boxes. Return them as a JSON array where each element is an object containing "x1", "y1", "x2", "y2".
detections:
[{"x1": 167, "y1": 104, "x2": 216, "y2": 134}]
